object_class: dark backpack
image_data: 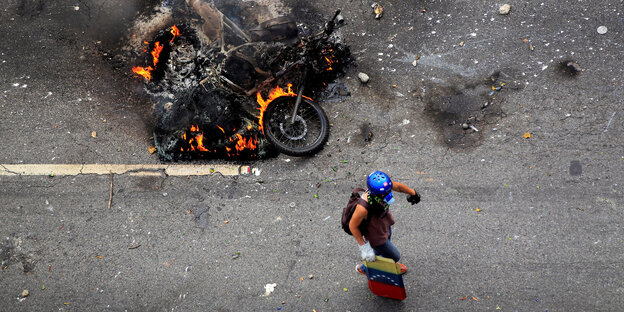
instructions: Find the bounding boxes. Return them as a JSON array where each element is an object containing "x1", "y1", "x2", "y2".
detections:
[{"x1": 341, "y1": 188, "x2": 371, "y2": 235}]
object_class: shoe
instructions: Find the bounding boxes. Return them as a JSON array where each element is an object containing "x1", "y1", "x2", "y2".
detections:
[
  {"x1": 356, "y1": 264, "x2": 366, "y2": 276},
  {"x1": 397, "y1": 262, "x2": 407, "y2": 274}
]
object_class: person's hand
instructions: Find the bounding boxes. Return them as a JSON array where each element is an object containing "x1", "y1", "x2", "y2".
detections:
[
  {"x1": 407, "y1": 192, "x2": 420, "y2": 205},
  {"x1": 359, "y1": 242, "x2": 376, "y2": 262}
]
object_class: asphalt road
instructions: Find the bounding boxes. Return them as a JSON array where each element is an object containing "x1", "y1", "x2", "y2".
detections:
[{"x1": 1, "y1": 0, "x2": 623, "y2": 311}]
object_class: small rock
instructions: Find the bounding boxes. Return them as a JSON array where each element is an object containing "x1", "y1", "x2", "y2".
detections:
[
  {"x1": 264, "y1": 283, "x2": 277, "y2": 296},
  {"x1": 459, "y1": 41, "x2": 465, "y2": 47},
  {"x1": 91, "y1": 131, "x2": 97, "y2": 138},
  {"x1": 566, "y1": 61, "x2": 582, "y2": 73},
  {"x1": 499, "y1": 4, "x2": 511, "y2": 15},
  {"x1": 21, "y1": 290, "x2": 29, "y2": 297},
  {"x1": 308, "y1": 274, "x2": 314, "y2": 279},
  {"x1": 462, "y1": 123, "x2": 470, "y2": 130},
  {"x1": 358, "y1": 73, "x2": 370, "y2": 84},
  {"x1": 597, "y1": 26, "x2": 608, "y2": 34},
  {"x1": 371, "y1": 3, "x2": 383, "y2": 19}
]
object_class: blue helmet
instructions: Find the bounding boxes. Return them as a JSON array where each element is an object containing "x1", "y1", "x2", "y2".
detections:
[
  {"x1": 367, "y1": 171, "x2": 393, "y2": 195},
  {"x1": 367, "y1": 171, "x2": 395, "y2": 205}
]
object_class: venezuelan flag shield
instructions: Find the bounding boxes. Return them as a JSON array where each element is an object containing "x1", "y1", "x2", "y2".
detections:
[{"x1": 363, "y1": 256, "x2": 407, "y2": 300}]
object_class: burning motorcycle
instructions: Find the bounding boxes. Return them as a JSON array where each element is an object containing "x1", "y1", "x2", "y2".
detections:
[{"x1": 132, "y1": 2, "x2": 350, "y2": 159}]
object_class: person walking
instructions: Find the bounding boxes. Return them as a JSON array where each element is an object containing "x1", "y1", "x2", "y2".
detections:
[{"x1": 349, "y1": 171, "x2": 420, "y2": 274}]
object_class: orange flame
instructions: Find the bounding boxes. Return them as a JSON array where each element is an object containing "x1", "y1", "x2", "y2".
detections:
[
  {"x1": 255, "y1": 84, "x2": 313, "y2": 132},
  {"x1": 133, "y1": 25, "x2": 180, "y2": 81},
  {"x1": 324, "y1": 56, "x2": 334, "y2": 71},
  {"x1": 181, "y1": 124, "x2": 258, "y2": 156},
  {"x1": 181, "y1": 125, "x2": 209, "y2": 152},
  {"x1": 170, "y1": 25, "x2": 181, "y2": 42},
  {"x1": 151, "y1": 41, "x2": 164, "y2": 67},
  {"x1": 256, "y1": 84, "x2": 295, "y2": 132},
  {"x1": 234, "y1": 133, "x2": 257, "y2": 152},
  {"x1": 322, "y1": 47, "x2": 336, "y2": 71},
  {"x1": 195, "y1": 133, "x2": 209, "y2": 152},
  {"x1": 132, "y1": 66, "x2": 153, "y2": 80}
]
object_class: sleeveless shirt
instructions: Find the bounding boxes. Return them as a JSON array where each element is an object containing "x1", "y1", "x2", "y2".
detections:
[{"x1": 364, "y1": 203, "x2": 395, "y2": 246}]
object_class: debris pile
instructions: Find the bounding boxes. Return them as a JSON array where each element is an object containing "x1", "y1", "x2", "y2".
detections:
[{"x1": 131, "y1": 1, "x2": 351, "y2": 160}]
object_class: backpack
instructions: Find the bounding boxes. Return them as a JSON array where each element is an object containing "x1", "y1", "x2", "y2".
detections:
[{"x1": 341, "y1": 188, "x2": 371, "y2": 235}]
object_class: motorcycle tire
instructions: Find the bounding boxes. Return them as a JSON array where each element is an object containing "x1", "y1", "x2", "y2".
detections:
[{"x1": 262, "y1": 96, "x2": 330, "y2": 156}]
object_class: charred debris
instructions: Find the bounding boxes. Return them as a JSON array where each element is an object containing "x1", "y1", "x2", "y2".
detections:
[{"x1": 132, "y1": 1, "x2": 352, "y2": 161}]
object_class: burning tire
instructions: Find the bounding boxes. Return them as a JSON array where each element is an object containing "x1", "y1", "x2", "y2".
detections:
[{"x1": 262, "y1": 96, "x2": 329, "y2": 156}]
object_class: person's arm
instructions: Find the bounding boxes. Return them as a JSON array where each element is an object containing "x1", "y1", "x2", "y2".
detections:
[
  {"x1": 393, "y1": 181, "x2": 421, "y2": 205},
  {"x1": 350, "y1": 204, "x2": 376, "y2": 262},
  {"x1": 349, "y1": 204, "x2": 368, "y2": 246},
  {"x1": 392, "y1": 181, "x2": 416, "y2": 195}
]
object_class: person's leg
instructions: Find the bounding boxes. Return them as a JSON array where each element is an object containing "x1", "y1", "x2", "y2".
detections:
[
  {"x1": 357, "y1": 240, "x2": 400, "y2": 275},
  {"x1": 372, "y1": 227, "x2": 400, "y2": 262},
  {"x1": 371, "y1": 239, "x2": 400, "y2": 262}
]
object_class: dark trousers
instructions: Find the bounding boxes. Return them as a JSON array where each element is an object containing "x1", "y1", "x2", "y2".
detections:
[{"x1": 371, "y1": 227, "x2": 400, "y2": 262}]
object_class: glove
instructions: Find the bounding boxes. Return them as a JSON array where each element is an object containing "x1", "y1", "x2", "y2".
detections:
[
  {"x1": 407, "y1": 192, "x2": 420, "y2": 205},
  {"x1": 359, "y1": 242, "x2": 376, "y2": 262}
]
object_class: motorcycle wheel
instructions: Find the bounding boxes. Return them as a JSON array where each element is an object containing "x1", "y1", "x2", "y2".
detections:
[{"x1": 262, "y1": 96, "x2": 329, "y2": 156}]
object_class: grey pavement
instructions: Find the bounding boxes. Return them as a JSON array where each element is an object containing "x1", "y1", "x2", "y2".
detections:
[{"x1": 1, "y1": 0, "x2": 623, "y2": 311}]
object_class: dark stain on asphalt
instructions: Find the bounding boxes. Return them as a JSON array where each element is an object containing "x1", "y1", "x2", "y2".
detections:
[
  {"x1": 0, "y1": 235, "x2": 37, "y2": 273},
  {"x1": 360, "y1": 122, "x2": 374, "y2": 143},
  {"x1": 193, "y1": 206, "x2": 211, "y2": 230},
  {"x1": 419, "y1": 73, "x2": 507, "y2": 149},
  {"x1": 136, "y1": 176, "x2": 163, "y2": 190},
  {"x1": 569, "y1": 160, "x2": 582, "y2": 176},
  {"x1": 557, "y1": 60, "x2": 582, "y2": 78},
  {"x1": 15, "y1": 0, "x2": 45, "y2": 17}
]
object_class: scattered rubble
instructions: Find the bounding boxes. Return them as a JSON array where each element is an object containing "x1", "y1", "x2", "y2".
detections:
[
  {"x1": 358, "y1": 72, "x2": 370, "y2": 83},
  {"x1": 264, "y1": 283, "x2": 277, "y2": 296},
  {"x1": 371, "y1": 3, "x2": 383, "y2": 19},
  {"x1": 558, "y1": 60, "x2": 582, "y2": 77},
  {"x1": 597, "y1": 26, "x2": 608, "y2": 34},
  {"x1": 499, "y1": 4, "x2": 511, "y2": 15}
]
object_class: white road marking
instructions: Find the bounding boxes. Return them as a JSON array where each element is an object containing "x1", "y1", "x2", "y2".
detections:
[{"x1": 0, "y1": 164, "x2": 251, "y2": 176}]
